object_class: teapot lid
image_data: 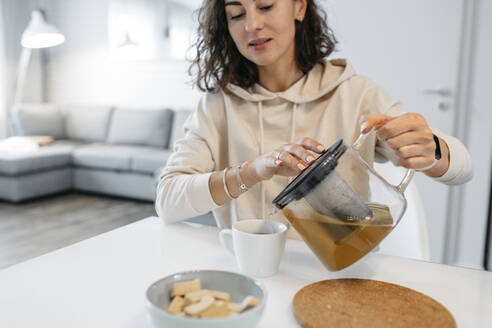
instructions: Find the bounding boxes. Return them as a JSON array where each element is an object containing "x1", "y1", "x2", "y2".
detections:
[{"x1": 273, "y1": 139, "x2": 347, "y2": 209}]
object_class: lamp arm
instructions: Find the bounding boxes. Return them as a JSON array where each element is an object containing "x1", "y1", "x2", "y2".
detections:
[{"x1": 13, "y1": 47, "x2": 32, "y2": 105}]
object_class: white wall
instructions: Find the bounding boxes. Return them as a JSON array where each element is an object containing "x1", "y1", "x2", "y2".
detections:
[
  {"x1": 456, "y1": 0, "x2": 492, "y2": 269},
  {"x1": 45, "y1": 0, "x2": 203, "y2": 110}
]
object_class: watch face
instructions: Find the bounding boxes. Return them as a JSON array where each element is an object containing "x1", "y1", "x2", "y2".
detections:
[{"x1": 433, "y1": 134, "x2": 442, "y2": 160}]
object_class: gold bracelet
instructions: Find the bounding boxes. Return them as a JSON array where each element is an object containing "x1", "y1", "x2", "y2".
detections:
[{"x1": 222, "y1": 167, "x2": 234, "y2": 199}]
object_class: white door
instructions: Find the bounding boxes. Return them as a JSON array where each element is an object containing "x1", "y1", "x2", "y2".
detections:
[{"x1": 323, "y1": 0, "x2": 464, "y2": 263}]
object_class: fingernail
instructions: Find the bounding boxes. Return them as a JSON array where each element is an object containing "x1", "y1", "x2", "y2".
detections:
[
  {"x1": 307, "y1": 155, "x2": 315, "y2": 163},
  {"x1": 360, "y1": 121, "x2": 369, "y2": 133},
  {"x1": 297, "y1": 163, "x2": 307, "y2": 170},
  {"x1": 275, "y1": 160, "x2": 282, "y2": 165},
  {"x1": 317, "y1": 145, "x2": 325, "y2": 152}
]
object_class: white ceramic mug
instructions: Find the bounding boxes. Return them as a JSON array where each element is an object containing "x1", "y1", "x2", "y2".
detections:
[{"x1": 219, "y1": 219, "x2": 289, "y2": 278}]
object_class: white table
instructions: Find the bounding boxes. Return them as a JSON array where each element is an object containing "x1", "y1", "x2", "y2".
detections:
[{"x1": 0, "y1": 217, "x2": 491, "y2": 327}]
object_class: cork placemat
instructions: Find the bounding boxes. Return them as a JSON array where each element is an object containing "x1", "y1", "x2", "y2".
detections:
[{"x1": 292, "y1": 279, "x2": 456, "y2": 328}]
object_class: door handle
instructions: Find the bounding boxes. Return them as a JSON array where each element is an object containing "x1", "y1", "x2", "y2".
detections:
[{"x1": 423, "y1": 87, "x2": 452, "y2": 97}]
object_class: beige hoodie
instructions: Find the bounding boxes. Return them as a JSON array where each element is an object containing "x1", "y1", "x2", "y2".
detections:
[{"x1": 156, "y1": 59, "x2": 472, "y2": 231}]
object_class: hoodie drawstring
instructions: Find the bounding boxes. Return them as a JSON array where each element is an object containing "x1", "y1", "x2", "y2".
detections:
[
  {"x1": 288, "y1": 103, "x2": 298, "y2": 185},
  {"x1": 290, "y1": 103, "x2": 298, "y2": 143},
  {"x1": 258, "y1": 101, "x2": 266, "y2": 219},
  {"x1": 257, "y1": 101, "x2": 298, "y2": 219}
]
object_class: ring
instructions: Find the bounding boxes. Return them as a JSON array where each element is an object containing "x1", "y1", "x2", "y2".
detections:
[{"x1": 275, "y1": 151, "x2": 281, "y2": 160}]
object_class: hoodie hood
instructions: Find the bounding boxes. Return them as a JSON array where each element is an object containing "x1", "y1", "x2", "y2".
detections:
[{"x1": 226, "y1": 59, "x2": 356, "y2": 103}]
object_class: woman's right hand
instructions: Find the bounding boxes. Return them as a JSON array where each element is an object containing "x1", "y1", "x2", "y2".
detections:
[
  {"x1": 245, "y1": 137, "x2": 326, "y2": 182},
  {"x1": 210, "y1": 137, "x2": 326, "y2": 205}
]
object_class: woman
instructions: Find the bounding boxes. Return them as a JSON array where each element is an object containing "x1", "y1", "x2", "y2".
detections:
[{"x1": 156, "y1": 0, "x2": 472, "y2": 235}]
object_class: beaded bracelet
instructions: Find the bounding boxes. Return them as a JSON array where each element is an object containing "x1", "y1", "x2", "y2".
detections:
[{"x1": 222, "y1": 167, "x2": 234, "y2": 199}]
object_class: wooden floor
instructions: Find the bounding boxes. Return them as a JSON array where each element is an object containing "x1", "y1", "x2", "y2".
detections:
[{"x1": 0, "y1": 192, "x2": 156, "y2": 270}]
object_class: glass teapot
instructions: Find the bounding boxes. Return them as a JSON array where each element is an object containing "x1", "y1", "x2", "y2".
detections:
[{"x1": 273, "y1": 131, "x2": 414, "y2": 271}]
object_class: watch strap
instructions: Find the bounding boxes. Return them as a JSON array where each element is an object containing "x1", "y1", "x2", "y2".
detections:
[{"x1": 433, "y1": 134, "x2": 442, "y2": 160}]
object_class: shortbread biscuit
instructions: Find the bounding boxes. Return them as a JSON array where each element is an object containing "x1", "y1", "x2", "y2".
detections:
[
  {"x1": 200, "y1": 301, "x2": 230, "y2": 318},
  {"x1": 167, "y1": 295, "x2": 185, "y2": 315},
  {"x1": 171, "y1": 279, "x2": 201, "y2": 297},
  {"x1": 184, "y1": 295, "x2": 214, "y2": 316}
]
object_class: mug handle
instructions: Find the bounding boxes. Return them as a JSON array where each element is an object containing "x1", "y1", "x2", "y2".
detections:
[
  {"x1": 219, "y1": 229, "x2": 234, "y2": 254},
  {"x1": 353, "y1": 129, "x2": 414, "y2": 193}
]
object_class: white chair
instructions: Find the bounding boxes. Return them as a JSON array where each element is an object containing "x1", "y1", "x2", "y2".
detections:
[{"x1": 372, "y1": 162, "x2": 430, "y2": 261}]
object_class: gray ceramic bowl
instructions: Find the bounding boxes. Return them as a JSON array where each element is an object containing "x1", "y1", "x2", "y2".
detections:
[{"x1": 146, "y1": 270, "x2": 267, "y2": 328}]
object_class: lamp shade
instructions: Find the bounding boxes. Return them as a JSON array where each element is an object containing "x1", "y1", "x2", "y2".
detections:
[{"x1": 21, "y1": 10, "x2": 65, "y2": 49}]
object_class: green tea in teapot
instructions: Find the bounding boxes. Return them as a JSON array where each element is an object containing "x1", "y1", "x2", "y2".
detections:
[{"x1": 283, "y1": 199, "x2": 393, "y2": 271}]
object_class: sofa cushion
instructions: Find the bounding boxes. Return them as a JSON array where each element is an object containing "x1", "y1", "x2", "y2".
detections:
[
  {"x1": 0, "y1": 140, "x2": 78, "y2": 175},
  {"x1": 74, "y1": 168, "x2": 156, "y2": 201},
  {"x1": 131, "y1": 149, "x2": 173, "y2": 174},
  {"x1": 0, "y1": 168, "x2": 72, "y2": 202},
  {"x1": 169, "y1": 110, "x2": 191, "y2": 150},
  {"x1": 72, "y1": 144, "x2": 156, "y2": 171},
  {"x1": 47, "y1": 140, "x2": 88, "y2": 148},
  {"x1": 11, "y1": 103, "x2": 64, "y2": 139},
  {"x1": 64, "y1": 105, "x2": 113, "y2": 142},
  {"x1": 107, "y1": 108, "x2": 174, "y2": 148}
]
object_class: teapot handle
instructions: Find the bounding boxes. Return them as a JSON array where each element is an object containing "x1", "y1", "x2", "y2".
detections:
[
  {"x1": 397, "y1": 169, "x2": 415, "y2": 193},
  {"x1": 353, "y1": 130, "x2": 415, "y2": 193}
]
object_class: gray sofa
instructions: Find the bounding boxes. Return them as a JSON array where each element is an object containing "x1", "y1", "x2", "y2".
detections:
[{"x1": 0, "y1": 103, "x2": 191, "y2": 203}]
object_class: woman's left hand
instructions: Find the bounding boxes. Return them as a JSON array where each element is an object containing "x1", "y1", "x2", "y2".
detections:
[{"x1": 360, "y1": 113, "x2": 448, "y2": 174}]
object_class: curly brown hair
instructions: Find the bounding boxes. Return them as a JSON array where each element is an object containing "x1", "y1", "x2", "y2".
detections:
[{"x1": 188, "y1": 0, "x2": 337, "y2": 92}]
